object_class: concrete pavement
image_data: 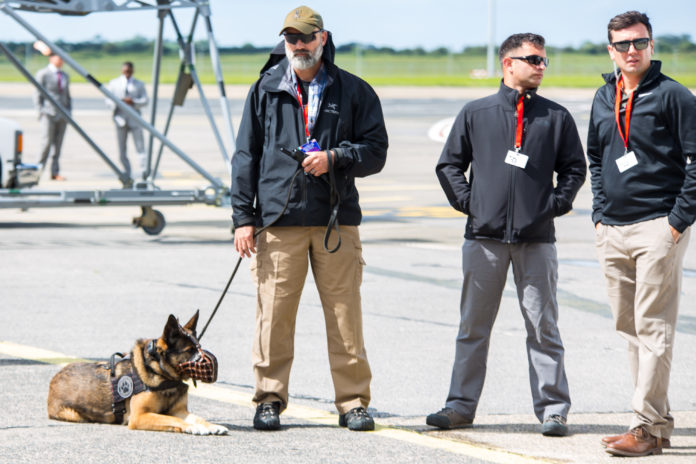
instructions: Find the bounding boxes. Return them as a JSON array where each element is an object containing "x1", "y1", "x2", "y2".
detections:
[{"x1": 1, "y1": 83, "x2": 695, "y2": 463}]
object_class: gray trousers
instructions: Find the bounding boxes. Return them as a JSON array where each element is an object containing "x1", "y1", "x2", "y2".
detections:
[
  {"x1": 38, "y1": 115, "x2": 67, "y2": 177},
  {"x1": 116, "y1": 123, "x2": 146, "y2": 179},
  {"x1": 445, "y1": 239, "x2": 571, "y2": 422}
]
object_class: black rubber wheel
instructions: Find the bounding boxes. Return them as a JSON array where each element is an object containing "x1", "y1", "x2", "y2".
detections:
[{"x1": 142, "y1": 209, "x2": 166, "y2": 235}]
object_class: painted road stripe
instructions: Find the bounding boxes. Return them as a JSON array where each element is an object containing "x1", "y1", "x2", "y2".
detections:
[{"x1": 1, "y1": 341, "x2": 558, "y2": 464}]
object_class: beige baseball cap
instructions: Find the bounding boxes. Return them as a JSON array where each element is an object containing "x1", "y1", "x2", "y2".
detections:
[{"x1": 280, "y1": 5, "x2": 323, "y2": 35}]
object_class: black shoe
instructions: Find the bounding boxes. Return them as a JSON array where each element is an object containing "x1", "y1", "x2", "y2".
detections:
[
  {"x1": 426, "y1": 407, "x2": 473, "y2": 429},
  {"x1": 338, "y1": 407, "x2": 375, "y2": 431},
  {"x1": 253, "y1": 401, "x2": 281, "y2": 431}
]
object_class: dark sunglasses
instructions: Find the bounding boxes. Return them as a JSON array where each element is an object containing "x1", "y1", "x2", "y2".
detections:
[
  {"x1": 510, "y1": 55, "x2": 549, "y2": 67},
  {"x1": 283, "y1": 30, "x2": 322, "y2": 45},
  {"x1": 611, "y1": 38, "x2": 650, "y2": 53}
]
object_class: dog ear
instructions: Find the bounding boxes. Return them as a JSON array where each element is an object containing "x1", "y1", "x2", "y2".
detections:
[
  {"x1": 183, "y1": 309, "x2": 200, "y2": 332},
  {"x1": 162, "y1": 314, "x2": 180, "y2": 343}
]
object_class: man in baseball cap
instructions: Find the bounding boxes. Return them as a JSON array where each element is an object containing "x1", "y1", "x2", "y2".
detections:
[{"x1": 232, "y1": 5, "x2": 388, "y2": 433}]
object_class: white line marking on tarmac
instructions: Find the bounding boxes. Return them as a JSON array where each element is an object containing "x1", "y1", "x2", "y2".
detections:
[
  {"x1": 1, "y1": 340, "x2": 559, "y2": 464},
  {"x1": 428, "y1": 117, "x2": 455, "y2": 143}
]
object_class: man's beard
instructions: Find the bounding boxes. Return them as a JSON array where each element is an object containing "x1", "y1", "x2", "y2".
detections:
[{"x1": 286, "y1": 42, "x2": 323, "y2": 71}]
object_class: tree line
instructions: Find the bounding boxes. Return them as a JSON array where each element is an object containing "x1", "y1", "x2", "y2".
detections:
[{"x1": 1, "y1": 34, "x2": 694, "y2": 57}]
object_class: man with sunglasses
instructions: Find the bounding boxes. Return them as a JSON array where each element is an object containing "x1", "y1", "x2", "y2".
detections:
[
  {"x1": 587, "y1": 11, "x2": 696, "y2": 457},
  {"x1": 231, "y1": 6, "x2": 387, "y2": 432},
  {"x1": 429, "y1": 33, "x2": 586, "y2": 436}
]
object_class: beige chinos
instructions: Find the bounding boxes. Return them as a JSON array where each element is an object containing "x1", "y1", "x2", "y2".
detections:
[
  {"x1": 595, "y1": 216, "x2": 691, "y2": 439},
  {"x1": 250, "y1": 225, "x2": 371, "y2": 414}
]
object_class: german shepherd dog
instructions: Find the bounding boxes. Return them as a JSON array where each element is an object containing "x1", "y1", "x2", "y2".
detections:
[{"x1": 47, "y1": 311, "x2": 228, "y2": 435}]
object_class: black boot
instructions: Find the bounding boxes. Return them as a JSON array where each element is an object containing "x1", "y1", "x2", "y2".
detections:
[
  {"x1": 253, "y1": 401, "x2": 281, "y2": 431},
  {"x1": 339, "y1": 407, "x2": 375, "y2": 431}
]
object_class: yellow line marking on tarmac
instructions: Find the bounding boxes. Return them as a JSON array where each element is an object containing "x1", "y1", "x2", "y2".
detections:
[{"x1": 1, "y1": 341, "x2": 558, "y2": 464}]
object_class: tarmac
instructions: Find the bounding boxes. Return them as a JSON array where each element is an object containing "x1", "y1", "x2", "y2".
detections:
[{"x1": 1, "y1": 82, "x2": 695, "y2": 463}]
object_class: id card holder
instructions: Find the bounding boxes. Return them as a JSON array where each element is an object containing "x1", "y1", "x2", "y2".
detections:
[
  {"x1": 300, "y1": 139, "x2": 321, "y2": 153},
  {"x1": 505, "y1": 149, "x2": 529, "y2": 169},
  {"x1": 616, "y1": 151, "x2": 638, "y2": 173}
]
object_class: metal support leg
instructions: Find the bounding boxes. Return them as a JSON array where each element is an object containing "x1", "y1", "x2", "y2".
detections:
[
  {"x1": 167, "y1": 9, "x2": 230, "y2": 171},
  {"x1": 146, "y1": 7, "x2": 168, "y2": 181},
  {"x1": 203, "y1": 12, "x2": 236, "y2": 175}
]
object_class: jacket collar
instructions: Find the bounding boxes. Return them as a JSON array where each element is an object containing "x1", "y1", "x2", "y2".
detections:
[
  {"x1": 497, "y1": 80, "x2": 538, "y2": 107},
  {"x1": 602, "y1": 60, "x2": 662, "y2": 89}
]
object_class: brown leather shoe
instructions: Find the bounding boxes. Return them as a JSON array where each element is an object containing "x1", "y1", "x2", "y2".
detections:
[
  {"x1": 601, "y1": 431, "x2": 630, "y2": 447},
  {"x1": 602, "y1": 431, "x2": 670, "y2": 448},
  {"x1": 51, "y1": 175, "x2": 67, "y2": 181},
  {"x1": 605, "y1": 426, "x2": 664, "y2": 457}
]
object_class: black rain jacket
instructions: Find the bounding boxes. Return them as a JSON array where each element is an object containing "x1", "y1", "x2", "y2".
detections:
[
  {"x1": 231, "y1": 33, "x2": 388, "y2": 229},
  {"x1": 436, "y1": 82, "x2": 587, "y2": 243},
  {"x1": 587, "y1": 61, "x2": 696, "y2": 232}
]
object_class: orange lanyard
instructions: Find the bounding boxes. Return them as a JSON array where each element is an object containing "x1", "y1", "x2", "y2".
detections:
[
  {"x1": 514, "y1": 96, "x2": 524, "y2": 151},
  {"x1": 296, "y1": 79, "x2": 311, "y2": 140},
  {"x1": 614, "y1": 77, "x2": 635, "y2": 152}
]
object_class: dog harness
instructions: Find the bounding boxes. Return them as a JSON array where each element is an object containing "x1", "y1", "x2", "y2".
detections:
[{"x1": 108, "y1": 351, "x2": 182, "y2": 425}]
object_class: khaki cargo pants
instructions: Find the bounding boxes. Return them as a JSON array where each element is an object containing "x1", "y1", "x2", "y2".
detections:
[{"x1": 250, "y1": 226, "x2": 371, "y2": 414}]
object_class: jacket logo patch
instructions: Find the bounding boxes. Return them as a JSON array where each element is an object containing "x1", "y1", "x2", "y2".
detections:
[{"x1": 324, "y1": 102, "x2": 339, "y2": 115}]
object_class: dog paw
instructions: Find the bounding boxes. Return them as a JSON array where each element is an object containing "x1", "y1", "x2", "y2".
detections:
[
  {"x1": 209, "y1": 423, "x2": 229, "y2": 435},
  {"x1": 184, "y1": 423, "x2": 211, "y2": 435}
]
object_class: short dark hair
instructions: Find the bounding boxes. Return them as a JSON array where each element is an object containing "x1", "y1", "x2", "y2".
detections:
[
  {"x1": 122, "y1": 61, "x2": 134, "y2": 70},
  {"x1": 607, "y1": 11, "x2": 652, "y2": 43},
  {"x1": 498, "y1": 33, "x2": 545, "y2": 62}
]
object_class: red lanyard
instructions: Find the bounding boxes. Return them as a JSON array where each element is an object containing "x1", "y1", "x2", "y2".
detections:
[
  {"x1": 514, "y1": 96, "x2": 524, "y2": 151},
  {"x1": 614, "y1": 77, "x2": 635, "y2": 151},
  {"x1": 296, "y1": 79, "x2": 310, "y2": 140}
]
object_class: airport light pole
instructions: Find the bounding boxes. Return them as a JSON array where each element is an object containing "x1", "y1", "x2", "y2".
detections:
[{"x1": 487, "y1": 0, "x2": 496, "y2": 77}]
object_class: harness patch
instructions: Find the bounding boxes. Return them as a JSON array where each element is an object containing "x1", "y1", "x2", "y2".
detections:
[{"x1": 116, "y1": 376, "x2": 134, "y2": 399}]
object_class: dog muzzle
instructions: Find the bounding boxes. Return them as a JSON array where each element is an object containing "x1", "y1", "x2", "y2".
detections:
[{"x1": 178, "y1": 349, "x2": 218, "y2": 383}]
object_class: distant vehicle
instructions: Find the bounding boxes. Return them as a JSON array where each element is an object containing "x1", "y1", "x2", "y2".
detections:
[{"x1": 0, "y1": 117, "x2": 40, "y2": 189}]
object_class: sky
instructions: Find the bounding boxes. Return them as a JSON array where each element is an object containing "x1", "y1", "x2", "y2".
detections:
[{"x1": 0, "y1": 0, "x2": 694, "y2": 51}]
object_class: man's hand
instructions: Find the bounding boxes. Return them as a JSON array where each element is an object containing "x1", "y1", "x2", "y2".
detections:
[
  {"x1": 122, "y1": 97, "x2": 134, "y2": 106},
  {"x1": 234, "y1": 225, "x2": 256, "y2": 258},
  {"x1": 302, "y1": 150, "x2": 334, "y2": 176},
  {"x1": 669, "y1": 224, "x2": 681, "y2": 243}
]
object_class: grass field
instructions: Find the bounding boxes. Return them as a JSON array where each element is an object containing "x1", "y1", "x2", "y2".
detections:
[{"x1": 1, "y1": 50, "x2": 695, "y2": 88}]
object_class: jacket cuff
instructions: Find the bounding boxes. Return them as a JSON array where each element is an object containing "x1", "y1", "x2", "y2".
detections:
[
  {"x1": 668, "y1": 213, "x2": 689, "y2": 234},
  {"x1": 232, "y1": 216, "x2": 256, "y2": 230},
  {"x1": 591, "y1": 211, "x2": 603, "y2": 226},
  {"x1": 331, "y1": 147, "x2": 348, "y2": 169}
]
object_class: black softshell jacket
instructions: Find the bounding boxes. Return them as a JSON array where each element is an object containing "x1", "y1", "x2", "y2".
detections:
[
  {"x1": 231, "y1": 34, "x2": 388, "y2": 229},
  {"x1": 436, "y1": 82, "x2": 587, "y2": 243},
  {"x1": 587, "y1": 61, "x2": 696, "y2": 232}
]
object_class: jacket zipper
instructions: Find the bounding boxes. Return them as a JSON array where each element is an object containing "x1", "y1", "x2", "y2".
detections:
[{"x1": 505, "y1": 108, "x2": 517, "y2": 243}]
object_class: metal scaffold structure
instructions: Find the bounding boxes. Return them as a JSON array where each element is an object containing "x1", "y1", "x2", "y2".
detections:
[{"x1": 0, "y1": 0, "x2": 234, "y2": 235}]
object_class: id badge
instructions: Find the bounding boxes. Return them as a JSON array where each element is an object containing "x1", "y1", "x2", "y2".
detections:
[
  {"x1": 616, "y1": 151, "x2": 638, "y2": 173},
  {"x1": 300, "y1": 139, "x2": 321, "y2": 153},
  {"x1": 505, "y1": 150, "x2": 529, "y2": 169}
]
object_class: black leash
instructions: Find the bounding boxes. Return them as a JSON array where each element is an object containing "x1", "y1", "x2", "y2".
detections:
[{"x1": 199, "y1": 147, "x2": 342, "y2": 341}]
